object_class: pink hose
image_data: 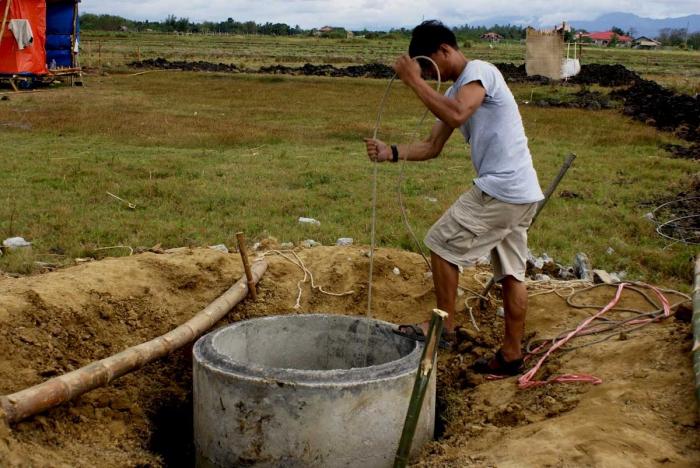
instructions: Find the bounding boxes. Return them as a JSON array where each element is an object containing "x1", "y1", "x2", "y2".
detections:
[{"x1": 517, "y1": 283, "x2": 671, "y2": 389}]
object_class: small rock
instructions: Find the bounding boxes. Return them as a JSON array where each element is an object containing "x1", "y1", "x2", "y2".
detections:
[
  {"x1": 468, "y1": 424, "x2": 484, "y2": 434},
  {"x1": 457, "y1": 287, "x2": 465, "y2": 297},
  {"x1": 280, "y1": 242, "x2": 294, "y2": 249},
  {"x1": 2, "y1": 236, "x2": 31, "y2": 249},
  {"x1": 252, "y1": 242, "x2": 262, "y2": 251},
  {"x1": 457, "y1": 341, "x2": 473, "y2": 353},
  {"x1": 593, "y1": 269, "x2": 614, "y2": 284},
  {"x1": 336, "y1": 237, "x2": 353, "y2": 246},
  {"x1": 606, "y1": 246, "x2": 615, "y2": 255},
  {"x1": 456, "y1": 327, "x2": 479, "y2": 343},
  {"x1": 558, "y1": 265, "x2": 576, "y2": 280},
  {"x1": 298, "y1": 217, "x2": 320, "y2": 226},
  {"x1": 496, "y1": 307, "x2": 505, "y2": 318},
  {"x1": 643, "y1": 212, "x2": 655, "y2": 222},
  {"x1": 301, "y1": 239, "x2": 320, "y2": 248},
  {"x1": 424, "y1": 196, "x2": 438, "y2": 203},
  {"x1": 534, "y1": 273, "x2": 550, "y2": 281},
  {"x1": 392, "y1": 267, "x2": 400, "y2": 276},
  {"x1": 632, "y1": 369, "x2": 648, "y2": 379},
  {"x1": 423, "y1": 272, "x2": 433, "y2": 279},
  {"x1": 208, "y1": 244, "x2": 229, "y2": 253},
  {"x1": 574, "y1": 252, "x2": 593, "y2": 280}
]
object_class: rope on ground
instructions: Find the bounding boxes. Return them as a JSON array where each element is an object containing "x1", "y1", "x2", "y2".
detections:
[
  {"x1": 261, "y1": 250, "x2": 354, "y2": 309},
  {"x1": 517, "y1": 282, "x2": 690, "y2": 389}
]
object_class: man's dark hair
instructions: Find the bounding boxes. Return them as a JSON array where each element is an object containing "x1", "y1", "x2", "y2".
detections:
[{"x1": 408, "y1": 20, "x2": 458, "y2": 59}]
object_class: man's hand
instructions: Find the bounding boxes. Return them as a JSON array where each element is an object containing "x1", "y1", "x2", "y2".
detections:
[
  {"x1": 364, "y1": 138, "x2": 391, "y2": 163},
  {"x1": 393, "y1": 55, "x2": 422, "y2": 85}
]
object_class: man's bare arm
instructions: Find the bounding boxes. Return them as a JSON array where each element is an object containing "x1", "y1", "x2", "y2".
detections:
[
  {"x1": 393, "y1": 55, "x2": 486, "y2": 128},
  {"x1": 365, "y1": 120, "x2": 453, "y2": 163}
]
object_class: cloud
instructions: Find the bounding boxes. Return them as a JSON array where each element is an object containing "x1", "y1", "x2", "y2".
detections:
[{"x1": 81, "y1": 0, "x2": 699, "y2": 29}]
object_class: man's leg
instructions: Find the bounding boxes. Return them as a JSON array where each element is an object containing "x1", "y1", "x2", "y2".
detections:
[
  {"x1": 430, "y1": 250, "x2": 458, "y2": 333},
  {"x1": 500, "y1": 275, "x2": 527, "y2": 361}
]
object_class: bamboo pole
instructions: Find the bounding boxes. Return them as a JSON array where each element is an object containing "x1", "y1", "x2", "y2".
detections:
[
  {"x1": 236, "y1": 232, "x2": 257, "y2": 300},
  {"x1": 0, "y1": 259, "x2": 267, "y2": 425},
  {"x1": 0, "y1": 0, "x2": 12, "y2": 50},
  {"x1": 479, "y1": 153, "x2": 576, "y2": 305},
  {"x1": 693, "y1": 255, "x2": 700, "y2": 407},
  {"x1": 394, "y1": 309, "x2": 448, "y2": 468}
]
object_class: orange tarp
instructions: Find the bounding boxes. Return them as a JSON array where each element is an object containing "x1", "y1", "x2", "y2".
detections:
[{"x1": 0, "y1": 0, "x2": 47, "y2": 75}]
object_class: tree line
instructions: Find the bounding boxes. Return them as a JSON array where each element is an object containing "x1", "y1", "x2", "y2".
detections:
[
  {"x1": 79, "y1": 13, "x2": 530, "y2": 39},
  {"x1": 79, "y1": 14, "x2": 699, "y2": 48}
]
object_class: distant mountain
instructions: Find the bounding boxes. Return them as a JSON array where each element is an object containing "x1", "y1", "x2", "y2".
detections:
[{"x1": 567, "y1": 12, "x2": 700, "y2": 38}]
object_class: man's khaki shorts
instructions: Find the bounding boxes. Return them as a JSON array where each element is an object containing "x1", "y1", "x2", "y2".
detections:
[{"x1": 424, "y1": 186, "x2": 538, "y2": 282}]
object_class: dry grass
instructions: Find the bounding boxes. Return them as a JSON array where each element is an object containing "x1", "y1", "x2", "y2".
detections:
[{"x1": 0, "y1": 71, "x2": 696, "y2": 287}]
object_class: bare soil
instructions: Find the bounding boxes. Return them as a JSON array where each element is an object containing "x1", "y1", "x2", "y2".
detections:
[{"x1": 0, "y1": 245, "x2": 697, "y2": 467}]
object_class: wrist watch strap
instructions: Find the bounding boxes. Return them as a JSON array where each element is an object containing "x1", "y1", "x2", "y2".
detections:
[{"x1": 391, "y1": 144, "x2": 399, "y2": 163}]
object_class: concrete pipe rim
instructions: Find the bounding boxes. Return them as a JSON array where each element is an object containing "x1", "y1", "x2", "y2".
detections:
[{"x1": 193, "y1": 314, "x2": 423, "y2": 387}]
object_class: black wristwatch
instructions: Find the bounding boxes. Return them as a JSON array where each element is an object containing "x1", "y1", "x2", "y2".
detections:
[{"x1": 390, "y1": 144, "x2": 399, "y2": 163}]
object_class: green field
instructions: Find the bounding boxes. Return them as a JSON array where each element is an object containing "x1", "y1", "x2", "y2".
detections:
[
  {"x1": 0, "y1": 34, "x2": 697, "y2": 287},
  {"x1": 79, "y1": 32, "x2": 700, "y2": 93}
]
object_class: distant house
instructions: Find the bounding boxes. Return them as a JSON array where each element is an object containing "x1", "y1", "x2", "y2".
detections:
[
  {"x1": 580, "y1": 31, "x2": 632, "y2": 47},
  {"x1": 318, "y1": 26, "x2": 333, "y2": 34},
  {"x1": 480, "y1": 32, "x2": 503, "y2": 42},
  {"x1": 634, "y1": 36, "x2": 661, "y2": 49}
]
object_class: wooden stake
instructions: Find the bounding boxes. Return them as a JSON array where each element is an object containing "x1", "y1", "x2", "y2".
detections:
[
  {"x1": 236, "y1": 232, "x2": 257, "y2": 300},
  {"x1": 0, "y1": 0, "x2": 12, "y2": 50},
  {"x1": 0, "y1": 259, "x2": 267, "y2": 424},
  {"x1": 693, "y1": 255, "x2": 700, "y2": 407},
  {"x1": 394, "y1": 309, "x2": 448, "y2": 468}
]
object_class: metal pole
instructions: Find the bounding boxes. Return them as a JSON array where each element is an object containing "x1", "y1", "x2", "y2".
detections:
[
  {"x1": 394, "y1": 309, "x2": 448, "y2": 468},
  {"x1": 479, "y1": 153, "x2": 576, "y2": 304}
]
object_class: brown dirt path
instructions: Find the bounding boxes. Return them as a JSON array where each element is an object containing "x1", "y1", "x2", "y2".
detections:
[{"x1": 0, "y1": 246, "x2": 696, "y2": 466}]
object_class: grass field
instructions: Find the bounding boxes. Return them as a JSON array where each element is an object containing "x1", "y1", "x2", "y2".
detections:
[
  {"x1": 0, "y1": 64, "x2": 696, "y2": 287},
  {"x1": 79, "y1": 32, "x2": 700, "y2": 93}
]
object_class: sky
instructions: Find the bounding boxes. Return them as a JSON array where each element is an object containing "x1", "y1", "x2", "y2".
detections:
[{"x1": 82, "y1": 1, "x2": 699, "y2": 30}]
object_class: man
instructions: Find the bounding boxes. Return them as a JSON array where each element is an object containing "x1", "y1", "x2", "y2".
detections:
[{"x1": 364, "y1": 20, "x2": 544, "y2": 376}]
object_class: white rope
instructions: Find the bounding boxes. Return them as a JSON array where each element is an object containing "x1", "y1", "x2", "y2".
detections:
[
  {"x1": 367, "y1": 55, "x2": 442, "y2": 318},
  {"x1": 365, "y1": 56, "x2": 442, "y2": 363},
  {"x1": 262, "y1": 250, "x2": 354, "y2": 309}
]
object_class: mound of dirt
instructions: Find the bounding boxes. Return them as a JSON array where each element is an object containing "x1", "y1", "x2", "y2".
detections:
[
  {"x1": 612, "y1": 79, "x2": 700, "y2": 143},
  {"x1": 131, "y1": 57, "x2": 244, "y2": 73},
  {"x1": 568, "y1": 63, "x2": 642, "y2": 87},
  {"x1": 0, "y1": 246, "x2": 696, "y2": 466},
  {"x1": 130, "y1": 58, "x2": 395, "y2": 79},
  {"x1": 258, "y1": 62, "x2": 395, "y2": 79},
  {"x1": 129, "y1": 59, "x2": 642, "y2": 88}
]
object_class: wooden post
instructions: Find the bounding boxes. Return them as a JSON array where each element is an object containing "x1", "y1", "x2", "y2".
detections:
[
  {"x1": 693, "y1": 255, "x2": 700, "y2": 408},
  {"x1": 236, "y1": 232, "x2": 257, "y2": 300},
  {"x1": 394, "y1": 309, "x2": 447, "y2": 468},
  {"x1": 0, "y1": 0, "x2": 12, "y2": 50}
]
